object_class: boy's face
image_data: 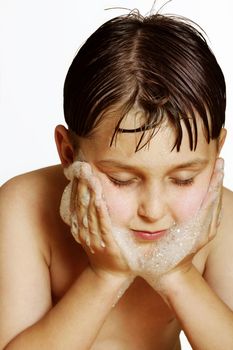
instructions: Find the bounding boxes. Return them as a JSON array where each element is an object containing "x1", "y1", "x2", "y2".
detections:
[{"x1": 70, "y1": 109, "x2": 225, "y2": 241}]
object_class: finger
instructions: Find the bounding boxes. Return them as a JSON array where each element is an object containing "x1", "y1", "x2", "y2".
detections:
[
  {"x1": 78, "y1": 176, "x2": 106, "y2": 254},
  {"x1": 216, "y1": 185, "x2": 223, "y2": 227},
  {"x1": 85, "y1": 191, "x2": 105, "y2": 252},
  {"x1": 70, "y1": 177, "x2": 78, "y2": 214},
  {"x1": 209, "y1": 174, "x2": 224, "y2": 239},
  {"x1": 69, "y1": 178, "x2": 81, "y2": 243},
  {"x1": 70, "y1": 215, "x2": 81, "y2": 243},
  {"x1": 198, "y1": 171, "x2": 223, "y2": 230},
  {"x1": 200, "y1": 170, "x2": 224, "y2": 243},
  {"x1": 199, "y1": 159, "x2": 224, "y2": 214},
  {"x1": 192, "y1": 159, "x2": 224, "y2": 247},
  {"x1": 94, "y1": 199, "x2": 120, "y2": 253},
  {"x1": 87, "y1": 176, "x2": 109, "y2": 249},
  {"x1": 86, "y1": 174, "x2": 113, "y2": 247},
  {"x1": 75, "y1": 178, "x2": 91, "y2": 248}
]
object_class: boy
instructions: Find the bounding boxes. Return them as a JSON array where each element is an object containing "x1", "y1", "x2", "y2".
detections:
[{"x1": 0, "y1": 12, "x2": 233, "y2": 350}]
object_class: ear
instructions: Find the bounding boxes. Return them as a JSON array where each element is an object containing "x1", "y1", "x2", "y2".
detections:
[
  {"x1": 217, "y1": 127, "x2": 227, "y2": 156},
  {"x1": 54, "y1": 125, "x2": 75, "y2": 167}
]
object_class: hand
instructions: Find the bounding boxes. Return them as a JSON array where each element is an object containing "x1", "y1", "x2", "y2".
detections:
[
  {"x1": 60, "y1": 161, "x2": 133, "y2": 283},
  {"x1": 143, "y1": 157, "x2": 224, "y2": 291},
  {"x1": 110, "y1": 158, "x2": 224, "y2": 290}
]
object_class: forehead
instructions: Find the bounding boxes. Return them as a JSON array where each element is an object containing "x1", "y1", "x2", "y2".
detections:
[{"x1": 78, "y1": 108, "x2": 217, "y2": 165}]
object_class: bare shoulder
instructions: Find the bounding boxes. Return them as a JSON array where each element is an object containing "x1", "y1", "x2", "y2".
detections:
[
  {"x1": 204, "y1": 186, "x2": 233, "y2": 309},
  {"x1": 0, "y1": 165, "x2": 67, "y2": 260},
  {"x1": 0, "y1": 165, "x2": 68, "y2": 348},
  {"x1": 1, "y1": 164, "x2": 67, "y2": 208}
]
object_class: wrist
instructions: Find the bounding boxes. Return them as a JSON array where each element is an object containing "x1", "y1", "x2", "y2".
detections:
[
  {"x1": 156, "y1": 264, "x2": 198, "y2": 302},
  {"x1": 87, "y1": 266, "x2": 134, "y2": 299},
  {"x1": 90, "y1": 262, "x2": 134, "y2": 284}
]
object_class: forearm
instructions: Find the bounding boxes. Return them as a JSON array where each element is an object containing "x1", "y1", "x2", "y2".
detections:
[
  {"x1": 5, "y1": 267, "x2": 131, "y2": 350},
  {"x1": 160, "y1": 266, "x2": 233, "y2": 350}
]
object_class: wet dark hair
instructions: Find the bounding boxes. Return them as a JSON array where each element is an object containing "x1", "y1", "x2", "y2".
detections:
[{"x1": 63, "y1": 11, "x2": 226, "y2": 151}]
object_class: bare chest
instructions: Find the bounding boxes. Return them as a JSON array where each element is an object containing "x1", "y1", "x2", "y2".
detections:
[
  {"x1": 49, "y1": 227, "x2": 182, "y2": 349},
  {"x1": 89, "y1": 283, "x2": 181, "y2": 350}
]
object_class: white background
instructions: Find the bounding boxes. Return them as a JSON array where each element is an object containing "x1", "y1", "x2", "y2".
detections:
[{"x1": 0, "y1": 1, "x2": 232, "y2": 348}]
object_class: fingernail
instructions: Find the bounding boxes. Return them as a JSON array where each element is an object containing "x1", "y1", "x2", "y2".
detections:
[
  {"x1": 100, "y1": 240, "x2": 106, "y2": 248},
  {"x1": 71, "y1": 218, "x2": 79, "y2": 231},
  {"x1": 76, "y1": 236, "x2": 81, "y2": 244},
  {"x1": 82, "y1": 215, "x2": 88, "y2": 228},
  {"x1": 71, "y1": 227, "x2": 78, "y2": 237},
  {"x1": 85, "y1": 236, "x2": 90, "y2": 246},
  {"x1": 71, "y1": 227, "x2": 81, "y2": 244}
]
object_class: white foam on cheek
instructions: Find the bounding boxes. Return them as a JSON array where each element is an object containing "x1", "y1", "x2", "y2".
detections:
[{"x1": 111, "y1": 211, "x2": 212, "y2": 286}]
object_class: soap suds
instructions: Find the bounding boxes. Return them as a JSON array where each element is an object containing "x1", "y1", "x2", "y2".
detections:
[
  {"x1": 111, "y1": 211, "x2": 211, "y2": 286},
  {"x1": 60, "y1": 160, "x2": 214, "y2": 287},
  {"x1": 60, "y1": 161, "x2": 92, "y2": 226}
]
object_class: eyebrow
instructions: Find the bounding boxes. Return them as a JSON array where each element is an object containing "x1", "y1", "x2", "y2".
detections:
[{"x1": 96, "y1": 158, "x2": 209, "y2": 172}]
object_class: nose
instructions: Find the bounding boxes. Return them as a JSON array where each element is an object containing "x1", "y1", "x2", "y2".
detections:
[{"x1": 137, "y1": 185, "x2": 166, "y2": 223}]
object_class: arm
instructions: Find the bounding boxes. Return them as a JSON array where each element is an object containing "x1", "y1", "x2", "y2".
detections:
[
  {"x1": 5, "y1": 268, "x2": 128, "y2": 350},
  {"x1": 0, "y1": 175, "x2": 131, "y2": 350},
  {"x1": 149, "y1": 159, "x2": 233, "y2": 349},
  {"x1": 160, "y1": 265, "x2": 233, "y2": 350}
]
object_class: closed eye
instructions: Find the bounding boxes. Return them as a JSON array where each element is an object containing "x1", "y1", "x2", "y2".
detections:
[
  {"x1": 109, "y1": 176, "x2": 195, "y2": 187},
  {"x1": 171, "y1": 178, "x2": 194, "y2": 187},
  {"x1": 107, "y1": 176, "x2": 135, "y2": 187}
]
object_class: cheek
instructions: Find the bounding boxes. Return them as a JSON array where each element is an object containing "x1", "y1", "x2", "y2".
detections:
[
  {"x1": 97, "y1": 177, "x2": 135, "y2": 226},
  {"x1": 172, "y1": 182, "x2": 210, "y2": 223}
]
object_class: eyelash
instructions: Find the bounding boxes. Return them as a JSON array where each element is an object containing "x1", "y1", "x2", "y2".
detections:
[
  {"x1": 171, "y1": 178, "x2": 194, "y2": 187},
  {"x1": 108, "y1": 176, "x2": 194, "y2": 188},
  {"x1": 108, "y1": 176, "x2": 133, "y2": 187}
]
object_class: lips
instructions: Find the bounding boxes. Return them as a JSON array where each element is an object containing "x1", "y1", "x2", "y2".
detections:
[{"x1": 131, "y1": 229, "x2": 167, "y2": 241}]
